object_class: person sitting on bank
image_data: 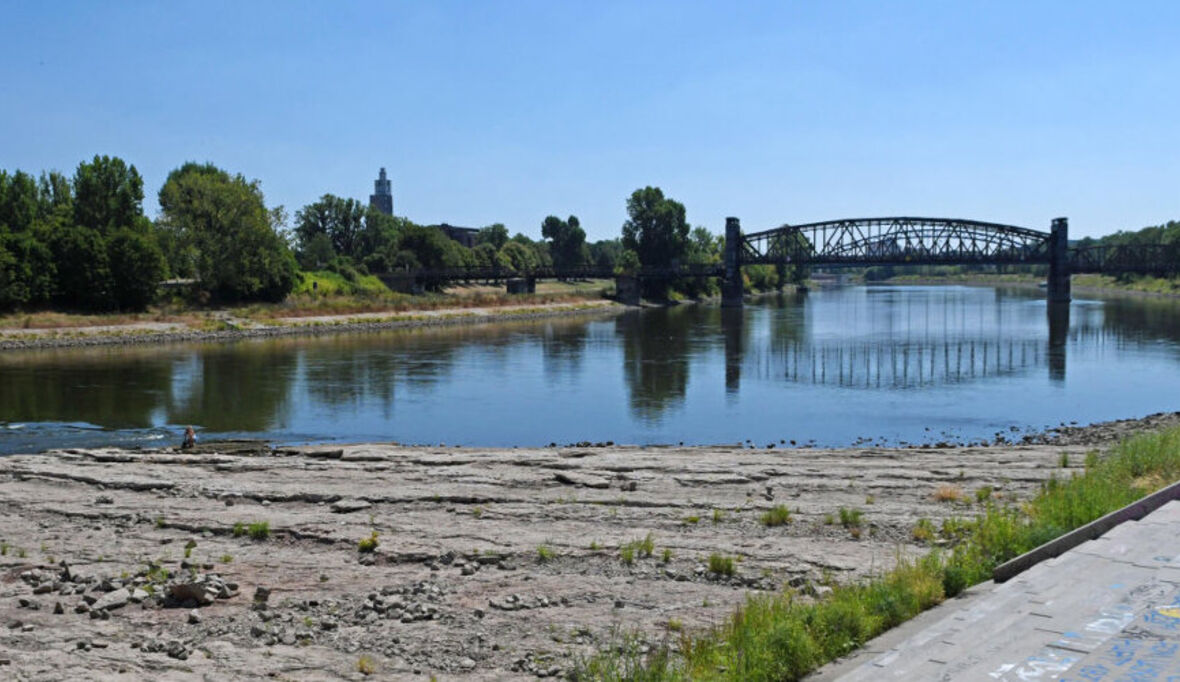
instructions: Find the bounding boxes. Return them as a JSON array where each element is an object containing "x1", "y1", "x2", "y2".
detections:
[{"x1": 181, "y1": 426, "x2": 197, "y2": 450}]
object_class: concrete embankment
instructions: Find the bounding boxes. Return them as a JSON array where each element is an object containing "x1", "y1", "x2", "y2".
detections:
[{"x1": 0, "y1": 438, "x2": 1100, "y2": 679}]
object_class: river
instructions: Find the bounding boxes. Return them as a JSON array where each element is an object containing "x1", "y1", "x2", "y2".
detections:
[{"x1": 3, "y1": 285, "x2": 1180, "y2": 454}]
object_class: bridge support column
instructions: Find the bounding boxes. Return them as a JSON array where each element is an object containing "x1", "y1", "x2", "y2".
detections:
[
  {"x1": 722, "y1": 217, "x2": 744, "y2": 307},
  {"x1": 614, "y1": 275, "x2": 641, "y2": 306},
  {"x1": 1047, "y1": 217, "x2": 1071, "y2": 303}
]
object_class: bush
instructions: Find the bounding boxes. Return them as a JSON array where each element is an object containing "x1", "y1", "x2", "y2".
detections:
[
  {"x1": 708, "y1": 553, "x2": 736, "y2": 576},
  {"x1": 760, "y1": 505, "x2": 792, "y2": 527},
  {"x1": 358, "y1": 531, "x2": 379, "y2": 553}
]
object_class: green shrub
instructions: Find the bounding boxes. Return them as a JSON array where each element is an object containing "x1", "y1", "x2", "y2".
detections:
[
  {"x1": 358, "y1": 531, "x2": 379, "y2": 553},
  {"x1": 708, "y1": 553, "x2": 736, "y2": 577},
  {"x1": 247, "y1": 521, "x2": 270, "y2": 540},
  {"x1": 838, "y1": 507, "x2": 863, "y2": 528},
  {"x1": 760, "y1": 505, "x2": 792, "y2": 527}
]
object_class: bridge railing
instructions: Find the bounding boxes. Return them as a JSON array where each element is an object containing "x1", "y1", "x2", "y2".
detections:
[{"x1": 373, "y1": 263, "x2": 725, "y2": 283}]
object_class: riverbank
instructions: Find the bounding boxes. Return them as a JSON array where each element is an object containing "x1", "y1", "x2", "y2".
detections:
[
  {"x1": 0, "y1": 299, "x2": 624, "y2": 352},
  {"x1": 875, "y1": 273, "x2": 1180, "y2": 299},
  {"x1": 1, "y1": 413, "x2": 1177, "y2": 679}
]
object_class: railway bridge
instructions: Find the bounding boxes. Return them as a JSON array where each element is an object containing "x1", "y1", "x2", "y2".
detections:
[{"x1": 375, "y1": 217, "x2": 1178, "y2": 306}]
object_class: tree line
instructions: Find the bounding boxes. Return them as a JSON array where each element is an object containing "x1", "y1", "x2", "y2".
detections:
[{"x1": 1, "y1": 155, "x2": 792, "y2": 313}]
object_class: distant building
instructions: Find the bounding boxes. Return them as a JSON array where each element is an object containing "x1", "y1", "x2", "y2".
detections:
[
  {"x1": 435, "y1": 223, "x2": 479, "y2": 248},
  {"x1": 370, "y1": 167, "x2": 393, "y2": 215},
  {"x1": 369, "y1": 167, "x2": 481, "y2": 248}
]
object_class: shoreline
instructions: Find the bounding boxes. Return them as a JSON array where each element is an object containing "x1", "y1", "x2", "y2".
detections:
[
  {"x1": 0, "y1": 299, "x2": 626, "y2": 353},
  {"x1": 874, "y1": 275, "x2": 1180, "y2": 300},
  {"x1": 0, "y1": 411, "x2": 1177, "y2": 679}
]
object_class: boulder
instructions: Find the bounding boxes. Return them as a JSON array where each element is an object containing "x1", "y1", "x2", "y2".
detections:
[{"x1": 91, "y1": 588, "x2": 130, "y2": 612}]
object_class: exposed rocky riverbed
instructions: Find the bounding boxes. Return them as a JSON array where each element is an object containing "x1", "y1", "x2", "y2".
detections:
[{"x1": 0, "y1": 415, "x2": 1176, "y2": 680}]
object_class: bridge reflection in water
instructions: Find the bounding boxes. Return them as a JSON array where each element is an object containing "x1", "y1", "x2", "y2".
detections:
[{"x1": 721, "y1": 289, "x2": 1073, "y2": 393}]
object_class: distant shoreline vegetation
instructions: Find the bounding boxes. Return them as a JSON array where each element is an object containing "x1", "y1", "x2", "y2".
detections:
[{"x1": 4, "y1": 158, "x2": 1176, "y2": 315}]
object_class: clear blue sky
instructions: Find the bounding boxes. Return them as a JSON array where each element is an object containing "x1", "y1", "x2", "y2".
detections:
[{"x1": 2, "y1": 1, "x2": 1177, "y2": 241}]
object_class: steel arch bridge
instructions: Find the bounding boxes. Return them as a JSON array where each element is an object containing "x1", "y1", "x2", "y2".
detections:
[{"x1": 738, "y1": 217, "x2": 1054, "y2": 268}]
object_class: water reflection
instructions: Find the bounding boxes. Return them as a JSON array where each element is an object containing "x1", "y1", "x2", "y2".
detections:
[
  {"x1": 2, "y1": 286, "x2": 1180, "y2": 452},
  {"x1": 616, "y1": 309, "x2": 692, "y2": 423}
]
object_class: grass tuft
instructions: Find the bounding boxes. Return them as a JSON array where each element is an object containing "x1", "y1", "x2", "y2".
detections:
[
  {"x1": 358, "y1": 531, "x2": 379, "y2": 553},
  {"x1": 708, "y1": 553, "x2": 736, "y2": 577},
  {"x1": 760, "y1": 505, "x2": 792, "y2": 527},
  {"x1": 247, "y1": 521, "x2": 270, "y2": 540}
]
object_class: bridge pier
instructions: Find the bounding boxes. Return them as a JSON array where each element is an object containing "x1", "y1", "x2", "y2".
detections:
[
  {"x1": 1047, "y1": 217, "x2": 1071, "y2": 303},
  {"x1": 722, "y1": 217, "x2": 744, "y2": 307},
  {"x1": 614, "y1": 275, "x2": 641, "y2": 306}
]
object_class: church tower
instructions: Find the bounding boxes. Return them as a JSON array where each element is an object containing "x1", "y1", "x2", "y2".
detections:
[{"x1": 370, "y1": 167, "x2": 393, "y2": 215}]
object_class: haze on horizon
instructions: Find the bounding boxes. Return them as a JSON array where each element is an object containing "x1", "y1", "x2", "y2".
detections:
[{"x1": 2, "y1": 1, "x2": 1177, "y2": 242}]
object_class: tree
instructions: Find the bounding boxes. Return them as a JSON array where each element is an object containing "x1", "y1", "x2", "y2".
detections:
[
  {"x1": 622, "y1": 187, "x2": 689, "y2": 268},
  {"x1": 51, "y1": 225, "x2": 112, "y2": 310},
  {"x1": 0, "y1": 170, "x2": 39, "y2": 233},
  {"x1": 541, "y1": 215, "x2": 588, "y2": 272},
  {"x1": 72, "y1": 155, "x2": 144, "y2": 234},
  {"x1": 158, "y1": 162, "x2": 297, "y2": 303},
  {"x1": 498, "y1": 241, "x2": 538, "y2": 272},
  {"x1": 107, "y1": 228, "x2": 166, "y2": 310},
  {"x1": 622, "y1": 187, "x2": 689, "y2": 297},
  {"x1": 294, "y1": 194, "x2": 367, "y2": 262},
  {"x1": 589, "y1": 239, "x2": 623, "y2": 270},
  {"x1": 475, "y1": 223, "x2": 509, "y2": 250}
]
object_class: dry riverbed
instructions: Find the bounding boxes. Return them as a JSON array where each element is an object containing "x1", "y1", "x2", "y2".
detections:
[{"x1": 0, "y1": 417, "x2": 1174, "y2": 680}]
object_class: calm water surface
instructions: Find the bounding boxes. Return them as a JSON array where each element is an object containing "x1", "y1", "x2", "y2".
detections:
[{"x1": 3, "y1": 285, "x2": 1180, "y2": 454}]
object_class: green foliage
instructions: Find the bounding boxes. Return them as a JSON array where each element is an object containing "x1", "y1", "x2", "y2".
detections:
[
  {"x1": 358, "y1": 531, "x2": 379, "y2": 553},
  {"x1": 232, "y1": 522, "x2": 246, "y2": 537},
  {"x1": 708, "y1": 553, "x2": 736, "y2": 576},
  {"x1": 541, "y1": 214, "x2": 588, "y2": 271},
  {"x1": 498, "y1": 240, "x2": 539, "y2": 273},
  {"x1": 247, "y1": 521, "x2": 270, "y2": 540},
  {"x1": 294, "y1": 194, "x2": 367, "y2": 263},
  {"x1": 975, "y1": 486, "x2": 994, "y2": 503},
  {"x1": 760, "y1": 505, "x2": 792, "y2": 527},
  {"x1": 536, "y1": 544, "x2": 556, "y2": 562},
  {"x1": 614, "y1": 248, "x2": 640, "y2": 275},
  {"x1": 712, "y1": 508, "x2": 725, "y2": 524},
  {"x1": 158, "y1": 162, "x2": 297, "y2": 303},
  {"x1": 72, "y1": 155, "x2": 144, "y2": 235},
  {"x1": 619, "y1": 533, "x2": 655, "y2": 564},
  {"x1": 912, "y1": 518, "x2": 936, "y2": 542},
  {"x1": 475, "y1": 223, "x2": 509, "y2": 250},
  {"x1": 293, "y1": 270, "x2": 389, "y2": 297},
  {"x1": 838, "y1": 507, "x2": 864, "y2": 528},
  {"x1": 622, "y1": 187, "x2": 688, "y2": 269},
  {"x1": 106, "y1": 228, "x2": 166, "y2": 310}
]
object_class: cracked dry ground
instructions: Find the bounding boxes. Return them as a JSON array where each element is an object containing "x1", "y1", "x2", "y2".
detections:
[{"x1": 0, "y1": 442, "x2": 1086, "y2": 680}]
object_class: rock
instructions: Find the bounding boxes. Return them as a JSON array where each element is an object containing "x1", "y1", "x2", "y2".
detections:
[
  {"x1": 169, "y1": 581, "x2": 217, "y2": 607},
  {"x1": 75, "y1": 603, "x2": 90, "y2": 614},
  {"x1": 129, "y1": 588, "x2": 150, "y2": 603},
  {"x1": 91, "y1": 587, "x2": 131, "y2": 612},
  {"x1": 53, "y1": 601, "x2": 64, "y2": 615},
  {"x1": 33, "y1": 584, "x2": 53, "y2": 595},
  {"x1": 620, "y1": 480, "x2": 638, "y2": 492},
  {"x1": 94, "y1": 495, "x2": 114, "y2": 505},
  {"x1": 330, "y1": 499, "x2": 372, "y2": 513},
  {"x1": 460, "y1": 657, "x2": 477, "y2": 670},
  {"x1": 253, "y1": 586, "x2": 271, "y2": 605},
  {"x1": 554, "y1": 472, "x2": 610, "y2": 489},
  {"x1": 188, "y1": 609, "x2": 202, "y2": 624}
]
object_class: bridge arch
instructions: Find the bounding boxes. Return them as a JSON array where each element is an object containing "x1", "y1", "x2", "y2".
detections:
[{"x1": 722, "y1": 216, "x2": 1071, "y2": 306}]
